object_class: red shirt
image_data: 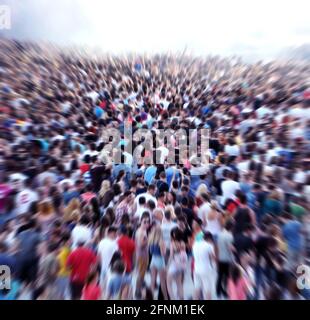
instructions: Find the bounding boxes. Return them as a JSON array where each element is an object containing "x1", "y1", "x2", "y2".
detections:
[
  {"x1": 100, "y1": 100, "x2": 107, "y2": 109},
  {"x1": 67, "y1": 247, "x2": 97, "y2": 284},
  {"x1": 117, "y1": 235, "x2": 135, "y2": 273},
  {"x1": 227, "y1": 199, "x2": 241, "y2": 215},
  {"x1": 80, "y1": 163, "x2": 90, "y2": 175},
  {"x1": 82, "y1": 283, "x2": 101, "y2": 300}
]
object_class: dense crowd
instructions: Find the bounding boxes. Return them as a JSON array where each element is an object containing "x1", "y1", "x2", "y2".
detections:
[{"x1": 0, "y1": 39, "x2": 309, "y2": 300}]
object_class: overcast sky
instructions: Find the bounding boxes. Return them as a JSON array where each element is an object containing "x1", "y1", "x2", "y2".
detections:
[{"x1": 1, "y1": 0, "x2": 310, "y2": 59}]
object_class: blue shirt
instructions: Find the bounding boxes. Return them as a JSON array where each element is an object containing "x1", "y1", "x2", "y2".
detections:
[
  {"x1": 283, "y1": 220, "x2": 302, "y2": 251},
  {"x1": 112, "y1": 164, "x2": 131, "y2": 187},
  {"x1": 63, "y1": 190, "x2": 80, "y2": 205},
  {"x1": 165, "y1": 167, "x2": 180, "y2": 187},
  {"x1": 144, "y1": 166, "x2": 157, "y2": 185},
  {"x1": 240, "y1": 182, "x2": 252, "y2": 195},
  {"x1": 94, "y1": 106, "x2": 104, "y2": 119},
  {"x1": 39, "y1": 139, "x2": 49, "y2": 153}
]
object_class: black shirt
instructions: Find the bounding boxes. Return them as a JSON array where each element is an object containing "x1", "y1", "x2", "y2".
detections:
[
  {"x1": 234, "y1": 207, "x2": 252, "y2": 235},
  {"x1": 182, "y1": 207, "x2": 195, "y2": 229},
  {"x1": 234, "y1": 233, "x2": 255, "y2": 257}
]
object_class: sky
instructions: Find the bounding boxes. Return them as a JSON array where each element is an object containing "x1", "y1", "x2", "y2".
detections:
[{"x1": 1, "y1": 0, "x2": 310, "y2": 59}]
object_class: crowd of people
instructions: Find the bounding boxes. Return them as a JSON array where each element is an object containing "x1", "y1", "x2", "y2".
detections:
[{"x1": 0, "y1": 39, "x2": 309, "y2": 300}]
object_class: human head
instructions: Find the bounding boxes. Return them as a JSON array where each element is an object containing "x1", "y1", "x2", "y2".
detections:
[
  {"x1": 107, "y1": 226, "x2": 117, "y2": 239},
  {"x1": 140, "y1": 214, "x2": 151, "y2": 229},
  {"x1": 148, "y1": 184, "x2": 156, "y2": 196}
]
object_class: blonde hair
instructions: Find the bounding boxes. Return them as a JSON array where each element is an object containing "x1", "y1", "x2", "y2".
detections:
[
  {"x1": 64, "y1": 198, "x2": 81, "y2": 222},
  {"x1": 153, "y1": 208, "x2": 164, "y2": 222},
  {"x1": 99, "y1": 180, "x2": 111, "y2": 198},
  {"x1": 165, "y1": 205, "x2": 176, "y2": 220},
  {"x1": 148, "y1": 226, "x2": 163, "y2": 246},
  {"x1": 195, "y1": 184, "x2": 208, "y2": 198},
  {"x1": 38, "y1": 200, "x2": 54, "y2": 216}
]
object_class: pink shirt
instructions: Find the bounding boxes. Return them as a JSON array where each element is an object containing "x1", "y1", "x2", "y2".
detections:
[
  {"x1": 81, "y1": 192, "x2": 96, "y2": 204},
  {"x1": 0, "y1": 184, "x2": 13, "y2": 213},
  {"x1": 228, "y1": 277, "x2": 248, "y2": 300}
]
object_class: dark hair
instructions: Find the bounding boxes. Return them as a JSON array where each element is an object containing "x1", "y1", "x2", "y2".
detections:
[
  {"x1": 181, "y1": 185, "x2": 189, "y2": 193},
  {"x1": 112, "y1": 260, "x2": 125, "y2": 274},
  {"x1": 177, "y1": 215, "x2": 187, "y2": 224},
  {"x1": 105, "y1": 207, "x2": 115, "y2": 224},
  {"x1": 164, "y1": 210, "x2": 171, "y2": 220},
  {"x1": 238, "y1": 192, "x2": 247, "y2": 204},
  {"x1": 203, "y1": 231, "x2": 214, "y2": 242},
  {"x1": 172, "y1": 180, "x2": 179, "y2": 189},
  {"x1": 110, "y1": 252, "x2": 122, "y2": 268},
  {"x1": 138, "y1": 196, "x2": 146, "y2": 205},
  {"x1": 181, "y1": 197, "x2": 189, "y2": 207},
  {"x1": 107, "y1": 226, "x2": 117, "y2": 234},
  {"x1": 230, "y1": 264, "x2": 242, "y2": 284},
  {"x1": 147, "y1": 200, "x2": 156, "y2": 210},
  {"x1": 148, "y1": 184, "x2": 156, "y2": 191},
  {"x1": 85, "y1": 271, "x2": 98, "y2": 286},
  {"x1": 48, "y1": 242, "x2": 59, "y2": 253},
  {"x1": 120, "y1": 213, "x2": 130, "y2": 226},
  {"x1": 200, "y1": 193, "x2": 210, "y2": 202},
  {"x1": 225, "y1": 219, "x2": 234, "y2": 231},
  {"x1": 80, "y1": 215, "x2": 90, "y2": 225},
  {"x1": 141, "y1": 211, "x2": 151, "y2": 221}
]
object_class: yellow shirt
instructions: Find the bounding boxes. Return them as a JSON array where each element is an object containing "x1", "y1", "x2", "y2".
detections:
[{"x1": 57, "y1": 246, "x2": 71, "y2": 277}]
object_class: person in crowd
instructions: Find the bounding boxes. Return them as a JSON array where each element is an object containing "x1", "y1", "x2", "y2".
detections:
[
  {"x1": 193, "y1": 231, "x2": 217, "y2": 300},
  {"x1": 66, "y1": 240, "x2": 97, "y2": 299},
  {"x1": 0, "y1": 39, "x2": 309, "y2": 300},
  {"x1": 148, "y1": 226, "x2": 168, "y2": 299},
  {"x1": 81, "y1": 271, "x2": 102, "y2": 300},
  {"x1": 216, "y1": 220, "x2": 235, "y2": 298},
  {"x1": 97, "y1": 226, "x2": 119, "y2": 291},
  {"x1": 227, "y1": 264, "x2": 249, "y2": 300}
]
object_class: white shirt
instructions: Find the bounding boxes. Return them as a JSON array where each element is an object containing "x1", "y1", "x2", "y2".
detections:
[
  {"x1": 58, "y1": 178, "x2": 74, "y2": 190},
  {"x1": 221, "y1": 180, "x2": 240, "y2": 206},
  {"x1": 97, "y1": 238, "x2": 118, "y2": 275},
  {"x1": 266, "y1": 148, "x2": 279, "y2": 163},
  {"x1": 157, "y1": 146, "x2": 169, "y2": 164},
  {"x1": 190, "y1": 165, "x2": 209, "y2": 176},
  {"x1": 224, "y1": 145, "x2": 240, "y2": 157},
  {"x1": 134, "y1": 193, "x2": 157, "y2": 210},
  {"x1": 197, "y1": 202, "x2": 211, "y2": 223},
  {"x1": 192, "y1": 241, "x2": 215, "y2": 274},
  {"x1": 290, "y1": 127, "x2": 304, "y2": 140},
  {"x1": 294, "y1": 171, "x2": 306, "y2": 184},
  {"x1": 237, "y1": 161, "x2": 250, "y2": 172},
  {"x1": 290, "y1": 107, "x2": 310, "y2": 122},
  {"x1": 123, "y1": 151, "x2": 133, "y2": 166},
  {"x1": 256, "y1": 106, "x2": 272, "y2": 118},
  {"x1": 15, "y1": 188, "x2": 39, "y2": 216},
  {"x1": 71, "y1": 225, "x2": 92, "y2": 249},
  {"x1": 161, "y1": 220, "x2": 177, "y2": 248},
  {"x1": 86, "y1": 91, "x2": 100, "y2": 103},
  {"x1": 205, "y1": 216, "x2": 222, "y2": 237}
]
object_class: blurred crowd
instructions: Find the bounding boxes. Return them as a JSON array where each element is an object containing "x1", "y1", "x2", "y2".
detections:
[{"x1": 0, "y1": 39, "x2": 309, "y2": 300}]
